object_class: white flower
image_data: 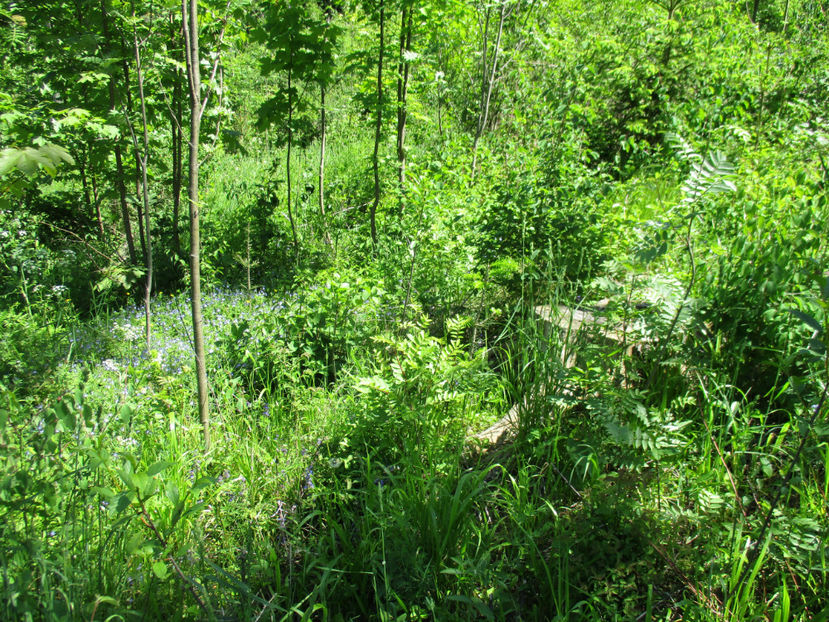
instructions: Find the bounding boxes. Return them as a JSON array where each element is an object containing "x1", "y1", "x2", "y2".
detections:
[{"x1": 116, "y1": 322, "x2": 142, "y2": 342}]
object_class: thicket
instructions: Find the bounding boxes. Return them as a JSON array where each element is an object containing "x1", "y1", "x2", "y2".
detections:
[{"x1": 0, "y1": 0, "x2": 827, "y2": 619}]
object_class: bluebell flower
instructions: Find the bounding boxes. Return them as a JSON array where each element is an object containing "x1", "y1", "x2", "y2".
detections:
[{"x1": 302, "y1": 465, "x2": 314, "y2": 491}]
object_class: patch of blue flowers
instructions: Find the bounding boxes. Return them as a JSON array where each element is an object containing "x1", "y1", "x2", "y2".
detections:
[{"x1": 67, "y1": 287, "x2": 289, "y2": 379}]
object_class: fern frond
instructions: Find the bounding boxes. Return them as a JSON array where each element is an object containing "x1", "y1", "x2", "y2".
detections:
[
  {"x1": 665, "y1": 132, "x2": 702, "y2": 163},
  {"x1": 681, "y1": 150, "x2": 736, "y2": 203}
]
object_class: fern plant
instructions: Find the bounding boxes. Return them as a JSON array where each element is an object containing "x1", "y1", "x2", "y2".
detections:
[
  {"x1": 587, "y1": 389, "x2": 693, "y2": 472},
  {"x1": 655, "y1": 134, "x2": 737, "y2": 353}
]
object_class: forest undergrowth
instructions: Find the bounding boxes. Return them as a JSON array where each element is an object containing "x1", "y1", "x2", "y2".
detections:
[{"x1": 1, "y1": 0, "x2": 828, "y2": 619}]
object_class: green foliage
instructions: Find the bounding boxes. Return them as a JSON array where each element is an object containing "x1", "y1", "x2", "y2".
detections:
[
  {"x1": 0, "y1": 143, "x2": 74, "y2": 180},
  {"x1": 475, "y1": 136, "x2": 616, "y2": 293},
  {"x1": 0, "y1": 0, "x2": 828, "y2": 618},
  {"x1": 255, "y1": 0, "x2": 340, "y2": 142},
  {"x1": 346, "y1": 318, "x2": 500, "y2": 464},
  {"x1": 0, "y1": 308, "x2": 68, "y2": 392}
]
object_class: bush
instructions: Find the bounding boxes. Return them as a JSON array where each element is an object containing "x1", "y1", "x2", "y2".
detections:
[{"x1": 475, "y1": 145, "x2": 614, "y2": 293}]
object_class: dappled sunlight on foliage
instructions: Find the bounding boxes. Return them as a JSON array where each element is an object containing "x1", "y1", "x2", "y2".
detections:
[{"x1": 1, "y1": 0, "x2": 827, "y2": 619}]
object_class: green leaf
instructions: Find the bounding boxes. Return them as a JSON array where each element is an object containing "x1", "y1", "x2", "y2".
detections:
[
  {"x1": 115, "y1": 492, "x2": 132, "y2": 513},
  {"x1": 120, "y1": 404, "x2": 134, "y2": 425},
  {"x1": 126, "y1": 533, "x2": 144, "y2": 554},
  {"x1": 93, "y1": 486, "x2": 115, "y2": 500},
  {"x1": 788, "y1": 308, "x2": 823, "y2": 334},
  {"x1": 191, "y1": 476, "x2": 214, "y2": 493},
  {"x1": 152, "y1": 560, "x2": 169, "y2": 580},
  {"x1": 165, "y1": 481, "x2": 180, "y2": 506},
  {"x1": 147, "y1": 461, "x2": 172, "y2": 477}
]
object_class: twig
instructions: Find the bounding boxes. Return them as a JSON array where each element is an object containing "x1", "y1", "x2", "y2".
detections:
[
  {"x1": 39, "y1": 220, "x2": 122, "y2": 263},
  {"x1": 197, "y1": 0, "x2": 232, "y2": 125},
  {"x1": 731, "y1": 381, "x2": 829, "y2": 595},
  {"x1": 137, "y1": 500, "x2": 212, "y2": 619},
  {"x1": 701, "y1": 417, "x2": 749, "y2": 519},
  {"x1": 649, "y1": 540, "x2": 723, "y2": 616}
]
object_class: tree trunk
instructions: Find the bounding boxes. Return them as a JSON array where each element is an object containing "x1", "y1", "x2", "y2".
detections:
[
  {"x1": 91, "y1": 162, "x2": 105, "y2": 238},
  {"x1": 132, "y1": 25, "x2": 153, "y2": 351},
  {"x1": 114, "y1": 145, "x2": 136, "y2": 264},
  {"x1": 286, "y1": 53, "x2": 298, "y2": 251},
  {"x1": 170, "y1": 12, "x2": 184, "y2": 258},
  {"x1": 101, "y1": 0, "x2": 137, "y2": 264},
  {"x1": 122, "y1": 58, "x2": 147, "y2": 261},
  {"x1": 77, "y1": 144, "x2": 93, "y2": 220},
  {"x1": 396, "y1": 5, "x2": 413, "y2": 191},
  {"x1": 183, "y1": 0, "x2": 210, "y2": 449},
  {"x1": 471, "y1": 0, "x2": 505, "y2": 180},
  {"x1": 370, "y1": 0, "x2": 385, "y2": 245}
]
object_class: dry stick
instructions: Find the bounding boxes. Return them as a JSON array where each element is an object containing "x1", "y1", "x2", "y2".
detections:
[
  {"x1": 702, "y1": 417, "x2": 750, "y2": 520},
  {"x1": 252, "y1": 592, "x2": 280, "y2": 622},
  {"x1": 39, "y1": 221, "x2": 122, "y2": 263},
  {"x1": 547, "y1": 461, "x2": 582, "y2": 498}
]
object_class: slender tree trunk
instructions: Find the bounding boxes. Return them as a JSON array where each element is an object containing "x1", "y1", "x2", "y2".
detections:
[
  {"x1": 78, "y1": 145, "x2": 93, "y2": 219},
  {"x1": 471, "y1": 0, "x2": 505, "y2": 180},
  {"x1": 436, "y1": 46, "x2": 445, "y2": 139},
  {"x1": 101, "y1": 0, "x2": 137, "y2": 264},
  {"x1": 91, "y1": 163, "x2": 105, "y2": 238},
  {"x1": 183, "y1": 0, "x2": 210, "y2": 449},
  {"x1": 114, "y1": 146, "x2": 136, "y2": 263},
  {"x1": 122, "y1": 59, "x2": 147, "y2": 261},
  {"x1": 477, "y1": 6, "x2": 491, "y2": 126},
  {"x1": 319, "y1": 83, "x2": 331, "y2": 247},
  {"x1": 132, "y1": 25, "x2": 153, "y2": 350},
  {"x1": 286, "y1": 55, "x2": 298, "y2": 251},
  {"x1": 370, "y1": 0, "x2": 385, "y2": 245},
  {"x1": 395, "y1": 5, "x2": 412, "y2": 191},
  {"x1": 170, "y1": 13, "x2": 183, "y2": 258}
]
